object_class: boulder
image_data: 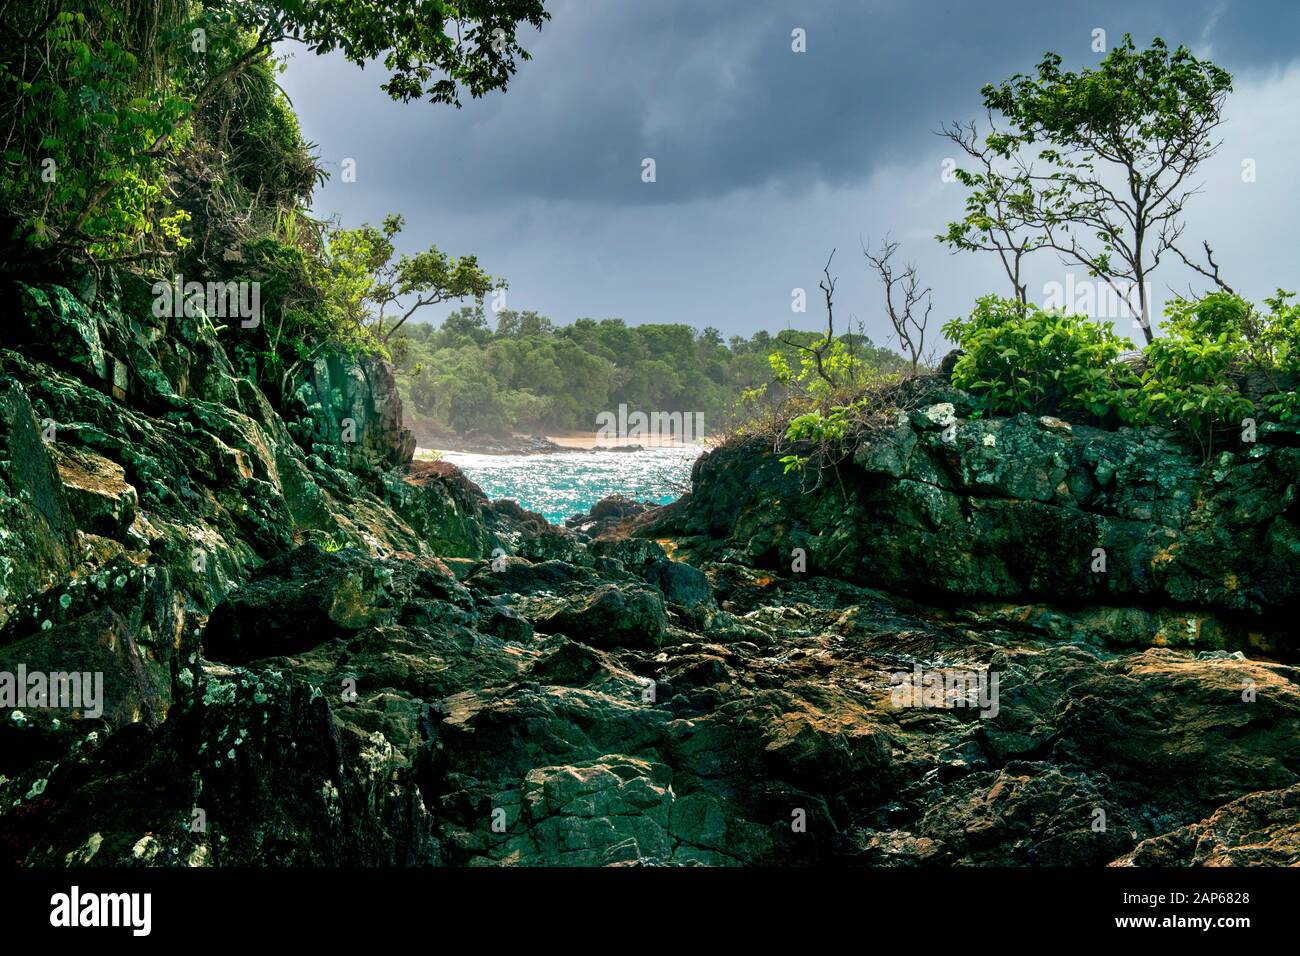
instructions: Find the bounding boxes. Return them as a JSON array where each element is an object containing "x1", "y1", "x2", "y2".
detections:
[
  {"x1": 49, "y1": 444, "x2": 139, "y2": 538},
  {"x1": 203, "y1": 545, "x2": 466, "y2": 664},
  {"x1": 0, "y1": 380, "x2": 79, "y2": 618},
  {"x1": 1119, "y1": 784, "x2": 1300, "y2": 866},
  {"x1": 534, "y1": 584, "x2": 667, "y2": 650}
]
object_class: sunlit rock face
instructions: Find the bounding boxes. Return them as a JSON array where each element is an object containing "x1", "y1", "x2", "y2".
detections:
[
  {"x1": 645, "y1": 388, "x2": 1300, "y2": 644},
  {"x1": 289, "y1": 351, "x2": 416, "y2": 475}
]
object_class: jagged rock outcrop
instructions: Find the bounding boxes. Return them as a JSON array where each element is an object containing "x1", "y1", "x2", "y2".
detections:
[
  {"x1": 565, "y1": 494, "x2": 655, "y2": 538},
  {"x1": 381, "y1": 459, "x2": 566, "y2": 562},
  {"x1": 1118, "y1": 783, "x2": 1300, "y2": 866},
  {"x1": 201, "y1": 544, "x2": 469, "y2": 664},
  {"x1": 642, "y1": 391, "x2": 1300, "y2": 656},
  {"x1": 0, "y1": 281, "x2": 574, "y2": 855},
  {"x1": 289, "y1": 351, "x2": 416, "y2": 475},
  {"x1": 3, "y1": 283, "x2": 1299, "y2": 868},
  {"x1": 0, "y1": 379, "x2": 79, "y2": 613}
]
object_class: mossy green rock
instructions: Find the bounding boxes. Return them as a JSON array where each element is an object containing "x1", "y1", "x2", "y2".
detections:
[
  {"x1": 649, "y1": 404, "x2": 1300, "y2": 628},
  {"x1": 5, "y1": 282, "x2": 1300, "y2": 868},
  {"x1": 0, "y1": 380, "x2": 78, "y2": 616}
]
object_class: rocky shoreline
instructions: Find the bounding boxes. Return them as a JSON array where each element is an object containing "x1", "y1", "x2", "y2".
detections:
[{"x1": 2, "y1": 280, "x2": 1299, "y2": 867}]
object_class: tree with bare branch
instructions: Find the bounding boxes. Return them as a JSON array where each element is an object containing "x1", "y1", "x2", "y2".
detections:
[
  {"x1": 981, "y1": 35, "x2": 1233, "y2": 344},
  {"x1": 778, "y1": 249, "x2": 842, "y2": 390},
  {"x1": 937, "y1": 118, "x2": 1043, "y2": 305},
  {"x1": 862, "y1": 237, "x2": 932, "y2": 376},
  {"x1": 1173, "y1": 240, "x2": 1236, "y2": 295}
]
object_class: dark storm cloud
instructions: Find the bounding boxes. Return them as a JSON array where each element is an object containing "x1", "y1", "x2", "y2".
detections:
[
  {"x1": 284, "y1": 0, "x2": 1299, "y2": 209},
  {"x1": 279, "y1": 0, "x2": 1300, "y2": 338}
]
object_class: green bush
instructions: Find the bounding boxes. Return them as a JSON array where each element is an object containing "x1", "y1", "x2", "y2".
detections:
[
  {"x1": 767, "y1": 336, "x2": 888, "y2": 405},
  {"x1": 1131, "y1": 292, "x2": 1300, "y2": 450},
  {"x1": 1128, "y1": 293, "x2": 1255, "y2": 453},
  {"x1": 779, "y1": 403, "x2": 855, "y2": 474},
  {"x1": 225, "y1": 236, "x2": 367, "y2": 402},
  {"x1": 1252, "y1": 291, "x2": 1300, "y2": 421},
  {"x1": 946, "y1": 290, "x2": 1300, "y2": 460},
  {"x1": 942, "y1": 295, "x2": 1133, "y2": 418}
]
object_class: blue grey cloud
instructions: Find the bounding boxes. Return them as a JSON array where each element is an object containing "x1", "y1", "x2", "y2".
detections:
[{"x1": 279, "y1": 0, "x2": 1300, "y2": 341}]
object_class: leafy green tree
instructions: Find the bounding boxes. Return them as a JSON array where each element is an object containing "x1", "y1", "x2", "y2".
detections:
[
  {"x1": 246, "y1": 0, "x2": 550, "y2": 106},
  {"x1": 937, "y1": 120, "x2": 1042, "y2": 304},
  {"x1": 980, "y1": 35, "x2": 1233, "y2": 343},
  {"x1": 226, "y1": 214, "x2": 497, "y2": 399},
  {"x1": 590, "y1": 319, "x2": 643, "y2": 365},
  {"x1": 326, "y1": 214, "x2": 498, "y2": 343},
  {"x1": 1, "y1": 0, "x2": 550, "y2": 264},
  {"x1": 443, "y1": 305, "x2": 493, "y2": 345},
  {"x1": 0, "y1": 4, "x2": 193, "y2": 261},
  {"x1": 496, "y1": 308, "x2": 553, "y2": 337},
  {"x1": 448, "y1": 368, "x2": 509, "y2": 433}
]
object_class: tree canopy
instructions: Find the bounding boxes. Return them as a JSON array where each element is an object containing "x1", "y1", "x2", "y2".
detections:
[
  {"x1": 943, "y1": 35, "x2": 1233, "y2": 342},
  {"x1": 393, "y1": 308, "x2": 909, "y2": 438},
  {"x1": 0, "y1": 0, "x2": 549, "y2": 264}
]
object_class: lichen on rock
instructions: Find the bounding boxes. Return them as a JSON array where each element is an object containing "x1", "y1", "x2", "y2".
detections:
[{"x1": 3, "y1": 283, "x2": 1300, "y2": 868}]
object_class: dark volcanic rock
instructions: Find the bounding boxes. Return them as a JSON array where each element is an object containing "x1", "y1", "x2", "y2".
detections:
[
  {"x1": 440, "y1": 432, "x2": 564, "y2": 455},
  {"x1": 0, "y1": 379, "x2": 79, "y2": 619},
  {"x1": 1118, "y1": 783, "x2": 1300, "y2": 866},
  {"x1": 290, "y1": 351, "x2": 416, "y2": 474},
  {"x1": 641, "y1": 400, "x2": 1300, "y2": 647},
  {"x1": 202, "y1": 544, "x2": 466, "y2": 664},
  {"x1": 5, "y1": 280, "x2": 1300, "y2": 870},
  {"x1": 467, "y1": 556, "x2": 592, "y2": 595},
  {"x1": 9, "y1": 665, "x2": 437, "y2": 866},
  {"x1": 383, "y1": 459, "x2": 505, "y2": 560},
  {"x1": 534, "y1": 583, "x2": 668, "y2": 649},
  {"x1": 565, "y1": 494, "x2": 655, "y2": 536},
  {"x1": 644, "y1": 559, "x2": 713, "y2": 610},
  {"x1": 47, "y1": 443, "x2": 139, "y2": 538}
]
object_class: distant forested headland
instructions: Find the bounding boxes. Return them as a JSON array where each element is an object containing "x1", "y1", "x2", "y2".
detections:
[{"x1": 391, "y1": 308, "x2": 908, "y2": 440}]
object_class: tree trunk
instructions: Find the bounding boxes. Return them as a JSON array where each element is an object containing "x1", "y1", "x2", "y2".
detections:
[{"x1": 1136, "y1": 273, "x2": 1154, "y2": 345}]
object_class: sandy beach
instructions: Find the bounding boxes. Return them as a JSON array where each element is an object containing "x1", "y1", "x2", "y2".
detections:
[
  {"x1": 414, "y1": 430, "x2": 702, "y2": 456},
  {"x1": 540, "y1": 430, "x2": 697, "y2": 450}
]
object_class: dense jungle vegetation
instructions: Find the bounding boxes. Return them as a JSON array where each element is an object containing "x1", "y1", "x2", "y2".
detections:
[
  {"x1": 1, "y1": 0, "x2": 548, "y2": 409},
  {"x1": 391, "y1": 309, "x2": 907, "y2": 438}
]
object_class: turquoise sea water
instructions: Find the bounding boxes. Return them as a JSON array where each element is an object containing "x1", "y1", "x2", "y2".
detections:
[{"x1": 438, "y1": 446, "x2": 703, "y2": 525}]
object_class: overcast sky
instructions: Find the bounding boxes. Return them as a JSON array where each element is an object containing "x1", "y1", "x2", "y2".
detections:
[{"x1": 278, "y1": 0, "x2": 1300, "y2": 352}]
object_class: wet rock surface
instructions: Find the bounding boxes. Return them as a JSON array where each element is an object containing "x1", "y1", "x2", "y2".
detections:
[
  {"x1": 565, "y1": 494, "x2": 656, "y2": 538},
  {"x1": 643, "y1": 393, "x2": 1300, "y2": 649},
  {"x1": 2, "y1": 283, "x2": 1299, "y2": 867}
]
